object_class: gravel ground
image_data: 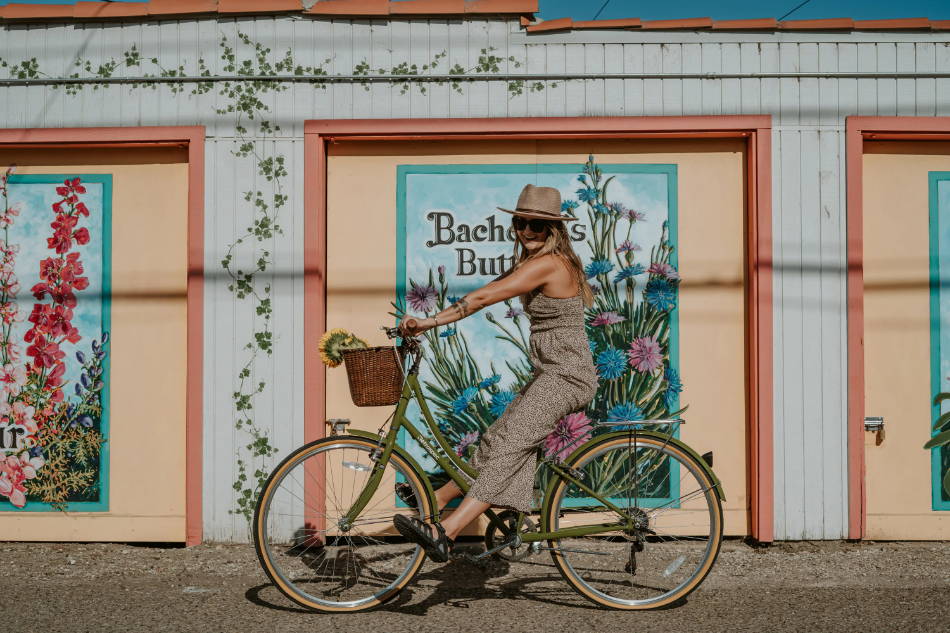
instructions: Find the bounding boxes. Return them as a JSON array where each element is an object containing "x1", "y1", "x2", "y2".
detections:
[{"x1": 3, "y1": 539, "x2": 947, "y2": 633}]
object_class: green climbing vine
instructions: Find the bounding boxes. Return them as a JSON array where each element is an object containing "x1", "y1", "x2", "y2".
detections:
[{"x1": 0, "y1": 28, "x2": 549, "y2": 527}]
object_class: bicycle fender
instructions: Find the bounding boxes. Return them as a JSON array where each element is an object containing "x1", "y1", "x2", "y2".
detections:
[
  {"x1": 542, "y1": 431, "x2": 725, "y2": 508},
  {"x1": 599, "y1": 430, "x2": 725, "y2": 501},
  {"x1": 343, "y1": 429, "x2": 439, "y2": 514}
]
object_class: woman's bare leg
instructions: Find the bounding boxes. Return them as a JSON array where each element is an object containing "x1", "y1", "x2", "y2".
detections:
[
  {"x1": 434, "y1": 481, "x2": 462, "y2": 510},
  {"x1": 439, "y1": 496, "x2": 490, "y2": 541}
]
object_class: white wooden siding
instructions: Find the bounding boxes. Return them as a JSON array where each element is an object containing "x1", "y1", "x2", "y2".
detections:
[{"x1": 2, "y1": 15, "x2": 948, "y2": 540}]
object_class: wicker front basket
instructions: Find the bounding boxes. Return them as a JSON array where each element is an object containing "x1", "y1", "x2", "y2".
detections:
[{"x1": 342, "y1": 346, "x2": 404, "y2": 407}]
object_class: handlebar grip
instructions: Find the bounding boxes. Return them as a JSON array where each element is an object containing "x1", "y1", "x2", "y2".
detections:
[{"x1": 403, "y1": 317, "x2": 419, "y2": 332}]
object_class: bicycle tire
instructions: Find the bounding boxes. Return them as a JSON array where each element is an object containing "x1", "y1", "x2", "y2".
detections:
[
  {"x1": 253, "y1": 436, "x2": 434, "y2": 613},
  {"x1": 542, "y1": 434, "x2": 723, "y2": 610}
]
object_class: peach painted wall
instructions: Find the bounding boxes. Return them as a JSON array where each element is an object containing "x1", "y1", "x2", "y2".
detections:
[
  {"x1": 0, "y1": 148, "x2": 189, "y2": 541},
  {"x1": 325, "y1": 139, "x2": 750, "y2": 535},
  {"x1": 862, "y1": 142, "x2": 950, "y2": 539}
]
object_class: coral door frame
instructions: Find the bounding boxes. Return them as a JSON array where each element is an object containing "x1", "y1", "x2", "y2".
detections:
[
  {"x1": 845, "y1": 116, "x2": 950, "y2": 539},
  {"x1": 304, "y1": 115, "x2": 775, "y2": 542},
  {"x1": 0, "y1": 126, "x2": 205, "y2": 546}
]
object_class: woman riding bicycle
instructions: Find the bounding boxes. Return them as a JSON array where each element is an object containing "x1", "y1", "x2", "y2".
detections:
[{"x1": 394, "y1": 183, "x2": 599, "y2": 562}]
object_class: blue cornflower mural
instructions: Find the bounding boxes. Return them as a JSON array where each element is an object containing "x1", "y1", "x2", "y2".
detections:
[
  {"x1": 584, "y1": 259, "x2": 614, "y2": 279},
  {"x1": 613, "y1": 263, "x2": 646, "y2": 284},
  {"x1": 607, "y1": 402, "x2": 646, "y2": 429},
  {"x1": 644, "y1": 278, "x2": 677, "y2": 312},
  {"x1": 561, "y1": 200, "x2": 579, "y2": 213},
  {"x1": 593, "y1": 202, "x2": 610, "y2": 215},
  {"x1": 489, "y1": 390, "x2": 516, "y2": 417},
  {"x1": 451, "y1": 386, "x2": 479, "y2": 414},
  {"x1": 439, "y1": 327, "x2": 457, "y2": 337},
  {"x1": 596, "y1": 347, "x2": 627, "y2": 380},
  {"x1": 478, "y1": 374, "x2": 501, "y2": 389},
  {"x1": 664, "y1": 365, "x2": 683, "y2": 411},
  {"x1": 577, "y1": 187, "x2": 598, "y2": 202}
]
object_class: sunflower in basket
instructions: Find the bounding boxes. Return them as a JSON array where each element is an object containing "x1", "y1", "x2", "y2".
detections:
[{"x1": 318, "y1": 328, "x2": 369, "y2": 368}]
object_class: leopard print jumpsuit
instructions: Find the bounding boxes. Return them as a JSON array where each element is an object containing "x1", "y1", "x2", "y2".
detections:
[{"x1": 462, "y1": 291, "x2": 599, "y2": 513}]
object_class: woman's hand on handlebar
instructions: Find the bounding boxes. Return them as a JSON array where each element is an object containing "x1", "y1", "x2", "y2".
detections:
[{"x1": 397, "y1": 315, "x2": 432, "y2": 337}]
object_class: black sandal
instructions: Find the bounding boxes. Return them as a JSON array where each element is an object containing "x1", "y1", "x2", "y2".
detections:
[{"x1": 393, "y1": 514, "x2": 454, "y2": 563}]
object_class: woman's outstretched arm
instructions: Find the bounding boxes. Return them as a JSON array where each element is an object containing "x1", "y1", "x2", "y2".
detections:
[{"x1": 399, "y1": 255, "x2": 557, "y2": 336}]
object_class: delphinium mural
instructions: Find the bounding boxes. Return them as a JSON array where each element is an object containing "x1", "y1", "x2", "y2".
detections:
[
  {"x1": 397, "y1": 157, "x2": 685, "y2": 499},
  {"x1": 0, "y1": 167, "x2": 108, "y2": 510}
]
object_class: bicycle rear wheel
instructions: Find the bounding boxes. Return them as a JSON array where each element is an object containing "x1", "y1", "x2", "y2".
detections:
[
  {"x1": 253, "y1": 436, "x2": 433, "y2": 613},
  {"x1": 543, "y1": 434, "x2": 723, "y2": 610}
]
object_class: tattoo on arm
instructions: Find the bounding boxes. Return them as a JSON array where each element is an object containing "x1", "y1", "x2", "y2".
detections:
[{"x1": 452, "y1": 297, "x2": 472, "y2": 317}]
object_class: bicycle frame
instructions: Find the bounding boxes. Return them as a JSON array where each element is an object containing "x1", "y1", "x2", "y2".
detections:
[{"x1": 341, "y1": 371, "x2": 637, "y2": 542}]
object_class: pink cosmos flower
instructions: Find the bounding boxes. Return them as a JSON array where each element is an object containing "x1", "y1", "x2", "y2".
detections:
[
  {"x1": 628, "y1": 335, "x2": 663, "y2": 373},
  {"x1": 621, "y1": 208, "x2": 647, "y2": 222},
  {"x1": 0, "y1": 453, "x2": 43, "y2": 508},
  {"x1": 591, "y1": 311, "x2": 626, "y2": 327},
  {"x1": 648, "y1": 262, "x2": 680, "y2": 281},
  {"x1": 543, "y1": 412, "x2": 593, "y2": 462},
  {"x1": 0, "y1": 363, "x2": 26, "y2": 396}
]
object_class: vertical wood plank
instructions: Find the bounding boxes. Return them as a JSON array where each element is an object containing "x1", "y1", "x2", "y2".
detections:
[
  {"x1": 332, "y1": 19, "x2": 354, "y2": 121},
  {"x1": 896, "y1": 42, "x2": 915, "y2": 116},
  {"x1": 661, "y1": 42, "x2": 683, "y2": 116},
  {"x1": 622, "y1": 43, "x2": 644, "y2": 116},
  {"x1": 564, "y1": 42, "x2": 585, "y2": 117},
  {"x1": 915, "y1": 42, "x2": 936, "y2": 117},
  {"x1": 351, "y1": 19, "x2": 373, "y2": 119},
  {"x1": 837, "y1": 43, "x2": 858, "y2": 121},
  {"x1": 389, "y1": 20, "x2": 411, "y2": 119},
  {"x1": 371, "y1": 19, "x2": 392, "y2": 118},
  {"x1": 771, "y1": 129, "x2": 786, "y2": 539},
  {"x1": 447, "y1": 18, "x2": 468, "y2": 117},
  {"x1": 507, "y1": 19, "x2": 528, "y2": 118},
  {"x1": 937, "y1": 42, "x2": 950, "y2": 117},
  {"x1": 487, "y1": 20, "x2": 510, "y2": 118},
  {"x1": 701, "y1": 41, "x2": 722, "y2": 115},
  {"x1": 778, "y1": 43, "x2": 799, "y2": 126},
  {"x1": 739, "y1": 41, "x2": 760, "y2": 115},
  {"x1": 642, "y1": 43, "x2": 661, "y2": 115},
  {"x1": 817, "y1": 43, "x2": 838, "y2": 127},
  {"x1": 584, "y1": 42, "x2": 605, "y2": 117},
  {"x1": 604, "y1": 43, "x2": 624, "y2": 116},
  {"x1": 876, "y1": 42, "x2": 897, "y2": 117},
  {"x1": 856, "y1": 42, "x2": 877, "y2": 116},
  {"x1": 779, "y1": 129, "x2": 805, "y2": 540},
  {"x1": 759, "y1": 42, "x2": 779, "y2": 121},
  {"x1": 720, "y1": 42, "x2": 740, "y2": 115},
  {"x1": 409, "y1": 20, "x2": 430, "y2": 118},
  {"x1": 427, "y1": 19, "x2": 451, "y2": 119},
  {"x1": 525, "y1": 36, "x2": 546, "y2": 117},
  {"x1": 798, "y1": 43, "x2": 819, "y2": 127},
  {"x1": 467, "y1": 20, "x2": 489, "y2": 118},
  {"x1": 545, "y1": 40, "x2": 567, "y2": 116},
  {"x1": 819, "y1": 128, "x2": 846, "y2": 538},
  {"x1": 799, "y1": 128, "x2": 823, "y2": 539}
]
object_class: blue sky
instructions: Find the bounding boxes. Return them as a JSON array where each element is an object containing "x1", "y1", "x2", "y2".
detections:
[
  {"x1": 540, "y1": 0, "x2": 950, "y2": 21},
  {"x1": 4, "y1": 0, "x2": 950, "y2": 19}
]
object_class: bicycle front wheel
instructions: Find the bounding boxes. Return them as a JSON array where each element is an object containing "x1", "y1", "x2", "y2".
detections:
[
  {"x1": 253, "y1": 436, "x2": 433, "y2": 613},
  {"x1": 543, "y1": 434, "x2": 723, "y2": 610}
]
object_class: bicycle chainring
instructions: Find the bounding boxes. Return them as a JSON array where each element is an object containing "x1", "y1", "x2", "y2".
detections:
[{"x1": 483, "y1": 510, "x2": 539, "y2": 562}]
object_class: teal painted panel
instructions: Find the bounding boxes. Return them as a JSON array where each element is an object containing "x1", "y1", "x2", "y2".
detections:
[
  {"x1": 395, "y1": 160, "x2": 681, "y2": 507},
  {"x1": 929, "y1": 172, "x2": 950, "y2": 511},
  {"x1": 0, "y1": 173, "x2": 111, "y2": 513}
]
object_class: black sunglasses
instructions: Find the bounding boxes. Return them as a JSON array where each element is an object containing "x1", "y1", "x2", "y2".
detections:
[{"x1": 512, "y1": 216, "x2": 553, "y2": 233}]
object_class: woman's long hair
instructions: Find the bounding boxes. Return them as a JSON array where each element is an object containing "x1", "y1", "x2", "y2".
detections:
[{"x1": 510, "y1": 219, "x2": 594, "y2": 309}]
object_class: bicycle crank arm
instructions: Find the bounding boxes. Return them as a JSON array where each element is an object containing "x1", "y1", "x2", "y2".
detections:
[{"x1": 472, "y1": 535, "x2": 522, "y2": 560}]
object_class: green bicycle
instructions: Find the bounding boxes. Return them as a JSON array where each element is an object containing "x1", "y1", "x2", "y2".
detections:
[{"x1": 253, "y1": 327, "x2": 724, "y2": 613}]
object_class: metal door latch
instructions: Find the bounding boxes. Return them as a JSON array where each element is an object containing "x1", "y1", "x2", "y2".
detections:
[
  {"x1": 326, "y1": 418, "x2": 351, "y2": 436},
  {"x1": 864, "y1": 416, "x2": 885, "y2": 444}
]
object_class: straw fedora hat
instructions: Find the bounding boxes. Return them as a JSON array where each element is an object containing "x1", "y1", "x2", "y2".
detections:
[{"x1": 497, "y1": 184, "x2": 577, "y2": 222}]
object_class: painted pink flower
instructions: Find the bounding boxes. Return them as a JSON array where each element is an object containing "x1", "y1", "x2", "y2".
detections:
[
  {"x1": 544, "y1": 412, "x2": 593, "y2": 461},
  {"x1": 1, "y1": 340, "x2": 20, "y2": 363},
  {"x1": 406, "y1": 281, "x2": 437, "y2": 313},
  {"x1": 628, "y1": 335, "x2": 663, "y2": 373},
  {"x1": 621, "y1": 208, "x2": 646, "y2": 222},
  {"x1": 0, "y1": 302, "x2": 18, "y2": 326},
  {"x1": 454, "y1": 431, "x2": 480, "y2": 457},
  {"x1": 648, "y1": 262, "x2": 680, "y2": 281},
  {"x1": 591, "y1": 311, "x2": 626, "y2": 327},
  {"x1": 0, "y1": 453, "x2": 43, "y2": 508},
  {"x1": 11, "y1": 401, "x2": 36, "y2": 434},
  {"x1": 0, "y1": 363, "x2": 26, "y2": 396},
  {"x1": 616, "y1": 240, "x2": 642, "y2": 254}
]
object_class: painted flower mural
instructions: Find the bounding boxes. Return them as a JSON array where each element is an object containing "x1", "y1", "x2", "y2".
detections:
[
  {"x1": 399, "y1": 157, "x2": 684, "y2": 498},
  {"x1": 0, "y1": 169, "x2": 109, "y2": 510}
]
